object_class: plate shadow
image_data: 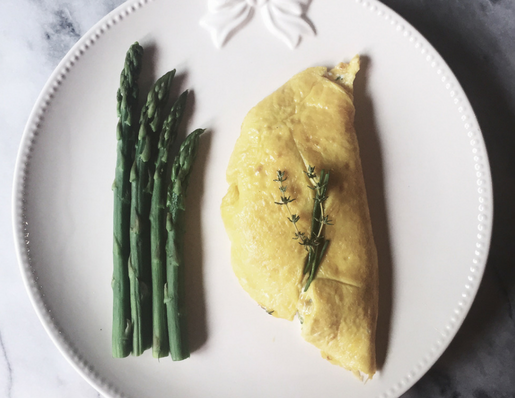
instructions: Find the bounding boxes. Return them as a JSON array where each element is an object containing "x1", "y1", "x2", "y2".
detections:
[{"x1": 353, "y1": 55, "x2": 394, "y2": 371}]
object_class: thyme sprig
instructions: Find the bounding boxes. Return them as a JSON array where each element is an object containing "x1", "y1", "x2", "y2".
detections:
[
  {"x1": 274, "y1": 171, "x2": 305, "y2": 242},
  {"x1": 274, "y1": 167, "x2": 332, "y2": 291}
]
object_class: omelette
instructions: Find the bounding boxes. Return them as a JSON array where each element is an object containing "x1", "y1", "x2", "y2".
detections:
[{"x1": 221, "y1": 56, "x2": 378, "y2": 379}]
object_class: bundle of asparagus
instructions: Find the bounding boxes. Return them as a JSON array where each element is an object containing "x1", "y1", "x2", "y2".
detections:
[
  {"x1": 112, "y1": 42, "x2": 203, "y2": 360},
  {"x1": 150, "y1": 90, "x2": 189, "y2": 358},
  {"x1": 130, "y1": 70, "x2": 175, "y2": 356}
]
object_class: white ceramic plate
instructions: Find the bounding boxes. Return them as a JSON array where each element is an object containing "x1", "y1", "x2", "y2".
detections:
[{"x1": 13, "y1": 0, "x2": 493, "y2": 397}]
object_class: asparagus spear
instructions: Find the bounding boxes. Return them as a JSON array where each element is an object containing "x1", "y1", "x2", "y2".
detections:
[
  {"x1": 129, "y1": 70, "x2": 175, "y2": 356},
  {"x1": 165, "y1": 128, "x2": 204, "y2": 361},
  {"x1": 112, "y1": 42, "x2": 143, "y2": 358},
  {"x1": 149, "y1": 90, "x2": 189, "y2": 358}
]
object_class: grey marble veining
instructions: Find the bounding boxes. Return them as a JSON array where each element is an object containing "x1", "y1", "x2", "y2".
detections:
[
  {"x1": 0, "y1": 330, "x2": 13, "y2": 398},
  {"x1": 0, "y1": 0, "x2": 514, "y2": 397}
]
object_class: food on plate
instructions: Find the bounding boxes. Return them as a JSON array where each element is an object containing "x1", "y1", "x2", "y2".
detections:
[
  {"x1": 149, "y1": 89, "x2": 188, "y2": 358},
  {"x1": 131, "y1": 70, "x2": 175, "y2": 357},
  {"x1": 221, "y1": 56, "x2": 379, "y2": 379},
  {"x1": 112, "y1": 42, "x2": 143, "y2": 358},
  {"x1": 112, "y1": 42, "x2": 204, "y2": 360},
  {"x1": 164, "y1": 128, "x2": 204, "y2": 361}
]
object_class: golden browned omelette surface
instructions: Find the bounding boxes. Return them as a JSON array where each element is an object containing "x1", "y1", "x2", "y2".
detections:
[{"x1": 221, "y1": 56, "x2": 378, "y2": 378}]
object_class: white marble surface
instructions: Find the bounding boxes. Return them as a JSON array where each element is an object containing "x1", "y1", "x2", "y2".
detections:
[{"x1": 1, "y1": 0, "x2": 514, "y2": 397}]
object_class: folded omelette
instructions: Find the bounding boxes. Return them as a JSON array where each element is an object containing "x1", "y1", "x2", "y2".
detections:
[{"x1": 221, "y1": 56, "x2": 378, "y2": 379}]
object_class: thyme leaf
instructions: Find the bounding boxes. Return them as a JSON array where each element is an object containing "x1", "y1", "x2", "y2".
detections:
[{"x1": 273, "y1": 167, "x2": 333, "y2": 291}]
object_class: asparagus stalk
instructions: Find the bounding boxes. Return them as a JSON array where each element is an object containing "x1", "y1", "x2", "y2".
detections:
[
  {"x1": 165, "y1": 128, "x2": 204, "y2": 361},
  {"x1": 112, "y1": 42, "x2": 143, "y2": 358},
  {"x1": 149, "y1": 90, "x2": 189, "y2": 358},
  {"x1": 129, "y1": 70, "x2": 175, "y2": 356}
]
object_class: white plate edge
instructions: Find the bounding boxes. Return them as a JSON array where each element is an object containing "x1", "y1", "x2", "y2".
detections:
[
  {"x1": 355, "y1": 1, "x2": 493, "y2": 396},
  {"x1": 11, "y1": 3, "x2": 151, "y2": 397}
]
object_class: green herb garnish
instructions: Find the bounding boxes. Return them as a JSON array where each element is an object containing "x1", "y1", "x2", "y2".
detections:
[{"x1": 274, "y1": 167, "x2": 332, "y2": 291}]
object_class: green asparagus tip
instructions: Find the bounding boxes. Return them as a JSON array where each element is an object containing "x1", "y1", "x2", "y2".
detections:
[{"x1": 160, "y1": 69, "x2": 176, "y2": 93}]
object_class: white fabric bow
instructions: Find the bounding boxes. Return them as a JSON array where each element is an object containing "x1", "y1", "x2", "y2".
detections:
[{"x1": 200, "y1": 0, "x2": 315, "y2": 49}]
